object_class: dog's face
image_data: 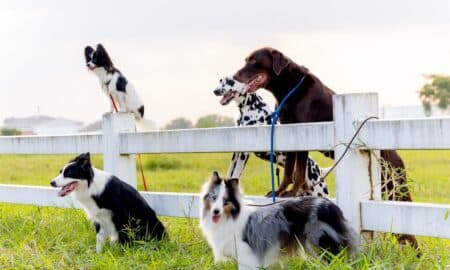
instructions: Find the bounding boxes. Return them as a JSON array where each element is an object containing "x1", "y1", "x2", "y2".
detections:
[
  {"x1": 201, "y1": 171, "x2": 241, "y2": 224},
  {"x1": 50, "y1": 152, "x2": 94, "y2": 197},
  {"x1": 234, "y1": 47, "x2": 290, "y2": 93},
  {"x1": 213, "y1": 75, "x2": 248, "y2": 105},
  {"x1": 84, "y1": 44, "x2": 114, "y2": 71}
]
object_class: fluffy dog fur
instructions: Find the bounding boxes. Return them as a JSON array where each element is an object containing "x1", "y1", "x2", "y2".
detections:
[
  {"x1": 50, "y1": 153, "x2": 166, "y2": 253},
  {"x1": 213, "y1": 75, "x2": 329, "y2": 198},
  {"x1": 84, "y1": 44, "x2": 145, "y2": 120},
  {"x1": 199, "y1": 171, "x2": 359, "y2": 269}
]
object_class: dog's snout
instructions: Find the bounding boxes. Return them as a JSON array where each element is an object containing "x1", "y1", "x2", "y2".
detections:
[
  {"x1": 50, "y1": 181, "x2": 57, "y2": 187},
  {"x1": 213, "y1": 209, "x2": 220, "y2": 215},
  {"x1": 213, "y1": 89, "x2": 222, "y2": 96}
]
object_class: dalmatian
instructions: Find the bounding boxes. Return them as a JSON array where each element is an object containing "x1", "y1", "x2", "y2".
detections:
[{"x1": 213, "y1": 75, "x2": 330, "y2": 198}]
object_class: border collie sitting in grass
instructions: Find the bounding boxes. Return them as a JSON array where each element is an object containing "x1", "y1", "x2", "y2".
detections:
[
  {"x1": 200, "y1": 171, "x2": 359, "y2": 269},
  {"x1": 50, "y1": 152, "x2": 166, "y2": 253}
]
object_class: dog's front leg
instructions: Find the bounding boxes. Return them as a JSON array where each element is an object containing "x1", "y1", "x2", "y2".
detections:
[
  {"x1": 236, "y1": 244, "x2": 260, "y2": 270},
  {"x1": 117, "y1": 93, "x2": 128, "y2": 113},
  {"x1": 96, "y1": 227, "x2": 107, "y2": 253},
  {"x1": 227, "y1": 152, "x2": 249, "y2": 179}
]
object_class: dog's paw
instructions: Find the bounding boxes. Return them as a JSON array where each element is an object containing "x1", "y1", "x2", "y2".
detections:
[
  {"x1": 279, "y1": 190, "x2": 297, "y2": 197},
  {"x1": 265, "y1": 190, "x2": 279, "y2": 198}
]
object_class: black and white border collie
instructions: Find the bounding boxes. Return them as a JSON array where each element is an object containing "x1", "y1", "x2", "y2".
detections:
[
  {"x1": 200, "y1": 171, "x2": 359, "y2": 269},
  {"x1": 50, "y1": 153, "x2": 166, "y2": 253},
  {"x1": 84, "y1": 44, "x2": 145, "y2": 120},
  {"x1": 213, "y1": 75, "x2": 330, "y2": 198}
]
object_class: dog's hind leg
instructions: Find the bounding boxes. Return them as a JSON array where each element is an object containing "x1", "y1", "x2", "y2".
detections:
[
  {"x1": 279, "y1": 152, "x2": 309, "y2": 197},
  {"x1": 227, "y1": 152, "x2": 250, "y2": 179},
  {"x1": 266, "y1": 152, "x2": 295, "y2": 197}
]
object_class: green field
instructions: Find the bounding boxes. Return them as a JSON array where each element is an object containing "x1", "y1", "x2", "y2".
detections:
[{"x1": 0, "y1": 151, "x2": 449, "y2": 269}]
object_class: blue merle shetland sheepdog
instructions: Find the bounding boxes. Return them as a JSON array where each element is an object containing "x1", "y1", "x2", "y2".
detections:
[
  {"x1": 84, "y1": 43, "x2": 145, "y2": 120},
  {"x1": 199, "y1": 171, "x2": 359, "y2": 269},
  {"x1": 50, "y1": 152, "x2": 166, "y2": 253}
]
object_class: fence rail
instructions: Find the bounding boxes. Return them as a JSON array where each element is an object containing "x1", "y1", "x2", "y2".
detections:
[{"x1": 0, "y1": 93, "x2": 449, "y2": 239}]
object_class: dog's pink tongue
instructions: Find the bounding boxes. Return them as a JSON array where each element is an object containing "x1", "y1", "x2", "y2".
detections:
[
  {"x1": 58, "y1": 182, "x2": 77, "y2": 197},
  {"x1": 212, "y1": 215, "x2": 221, "y2": 224}
]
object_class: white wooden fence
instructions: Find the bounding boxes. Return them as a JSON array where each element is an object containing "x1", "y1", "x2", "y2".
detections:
[{"x1": 0, "y1": 93, "x2": 449, "y2": 239}]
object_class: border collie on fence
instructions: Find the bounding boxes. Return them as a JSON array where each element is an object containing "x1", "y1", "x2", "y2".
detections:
[{"x1": 84, "y1": 43, "x2": 145, "y2": 120}]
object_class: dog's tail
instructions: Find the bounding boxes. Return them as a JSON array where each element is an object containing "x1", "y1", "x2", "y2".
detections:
[
  {"x1": 314, "y1": 200, "x2": 361, "y2": 255},
  {"x1": 137, "y1": 105, "x2": 145, "y2": 119}
]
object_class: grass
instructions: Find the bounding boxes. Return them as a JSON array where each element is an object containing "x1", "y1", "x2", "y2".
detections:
[{"x1": 0, "y1": 150, "x2": 449, "y2": 269}]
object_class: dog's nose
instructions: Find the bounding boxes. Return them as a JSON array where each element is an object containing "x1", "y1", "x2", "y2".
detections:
[
  {"x1": 213, "y1": 209, "x2": 220, "y2": 215},
  {"x1": 50, "y1": 181, "x2": 57, "y2": 187},
  {"x1": 213, "y1": 89, "x2": 222, "y2": 96}
]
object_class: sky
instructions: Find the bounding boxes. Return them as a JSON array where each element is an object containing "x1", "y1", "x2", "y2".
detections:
[{"x1": 0, "y1": 0, "x2": 449, "y2": 127}]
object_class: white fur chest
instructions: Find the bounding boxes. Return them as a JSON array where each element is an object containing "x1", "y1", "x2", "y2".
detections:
[{"x1": 71, "y1": 190, "x2": 112, "y2": 223}]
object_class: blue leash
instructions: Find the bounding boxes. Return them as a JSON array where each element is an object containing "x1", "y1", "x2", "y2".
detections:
[{"x1": 269, "y1": 75, "x2": 306, "y2": 202}]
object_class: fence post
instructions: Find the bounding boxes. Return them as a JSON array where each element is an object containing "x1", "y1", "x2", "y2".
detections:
[
  {"x1": 102, "y1": 113, "x2": 137, "y2": 188},
  {"x1": 333, "y1": 93, "x2": 381, "y2": 234}
]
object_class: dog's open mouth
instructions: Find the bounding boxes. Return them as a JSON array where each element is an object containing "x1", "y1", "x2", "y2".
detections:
[
  {"x1": 212, "y1": 214, "x2": 221, "y2": 223},
  {"x1": 245, "y1": 73, "x2": 268, "y2": 93},
  {"x1": 220, "y1": 91, "x2": 237, "y2": 105},
  {"x1": 58, "y1": 181, "x2": 78, "y2": 197}
]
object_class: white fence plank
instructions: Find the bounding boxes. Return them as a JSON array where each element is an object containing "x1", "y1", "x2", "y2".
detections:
[
  {"x1": 0, "y1": 184, "x2": 277, "y2": 218},
  {"x1": 358, "y1": 117, "x2": 450, "y2": 150},
  {"x1": 0, "y1": 133, "x2": 103, "y2": 154},
  {"x1": 333, "y1": 93, "x2": 380, "y2": 232},
  {"x1": 102, "y1": 114, "x2": 137, "y2": 187},
  {"x1": 119, "y1": 122, "x2": 334, "y2": 154},
  {"x1": 3, "y1": 184, "x2": 450, "y2": 239},
  {"x1": 0, "y1": 184, "x2": 78, "y2": 208},
  {"x1": 361, "y1": 200, "x2": 450, "y2": 238}
]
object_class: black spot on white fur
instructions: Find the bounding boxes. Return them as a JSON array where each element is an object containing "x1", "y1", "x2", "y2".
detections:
[{"x1": 116, "y1": 76, "x2": 128, "y2": 92}]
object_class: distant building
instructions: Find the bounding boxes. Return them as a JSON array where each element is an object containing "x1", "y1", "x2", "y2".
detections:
[
  {"x1": 3, "y1": 115, "x2": 84, "y2": 135},
  {"x1": 381, "y1": 105, "x2": 449, "y2": 119},
  {"x1": 79, "y1": 118, "x2": 158, "y2": 133}
]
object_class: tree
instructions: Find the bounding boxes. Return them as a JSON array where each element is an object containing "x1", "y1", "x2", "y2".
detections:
[
  {"x1": 0, "y1": 128, "x2": 22, "y2": 136},
  {"x1": 419, "y1": 74, "x2": 450, "y2": 116},
  {"x1": 164, "y1": 117, "x2": 193, "y2": 130},
  {"x1": 195, "y1": 114, "x2": 235, "y2": 128}
]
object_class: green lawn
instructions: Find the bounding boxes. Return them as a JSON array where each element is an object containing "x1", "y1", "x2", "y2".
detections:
[{"x1": 0, "y1": 151, "x2": 449, "y2": 269}]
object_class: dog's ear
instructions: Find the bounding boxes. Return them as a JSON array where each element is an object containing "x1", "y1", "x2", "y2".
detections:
[
  {"x1": 271, "y1": 49, "x2": 289, "y2": 76},
  {"x1": 225, "y1": 178, "x2": 239, "y2": 190},
  {"x1": 96, "y1": 43, "x2": 106, "y2": 53},
  {"x1": 210, "y1": 171, "x2": 222, "y2": 185},
  {"x1": 84, "y1": 46, "x2": 94, "y2": 60},
  {"x1": 95, "y1": 43, "x2": 113, "y2": 68},
  {"x1": 76, "y1": 152, "x2": 92, "y2": 171}
]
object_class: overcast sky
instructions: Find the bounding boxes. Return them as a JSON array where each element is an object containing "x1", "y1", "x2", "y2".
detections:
[{"x1": 1, "y1": 0, "x2": 449, "y2": 127}]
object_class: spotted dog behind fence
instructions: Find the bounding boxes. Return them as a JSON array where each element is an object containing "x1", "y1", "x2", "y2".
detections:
[{"x1": 213, "y1": 75, "x2": 329, "y2": 198}]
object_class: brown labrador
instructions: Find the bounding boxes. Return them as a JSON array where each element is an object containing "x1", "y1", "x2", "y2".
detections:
[{"x1": 234, "y1": 47, "x2": 418, "y2": 248}]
